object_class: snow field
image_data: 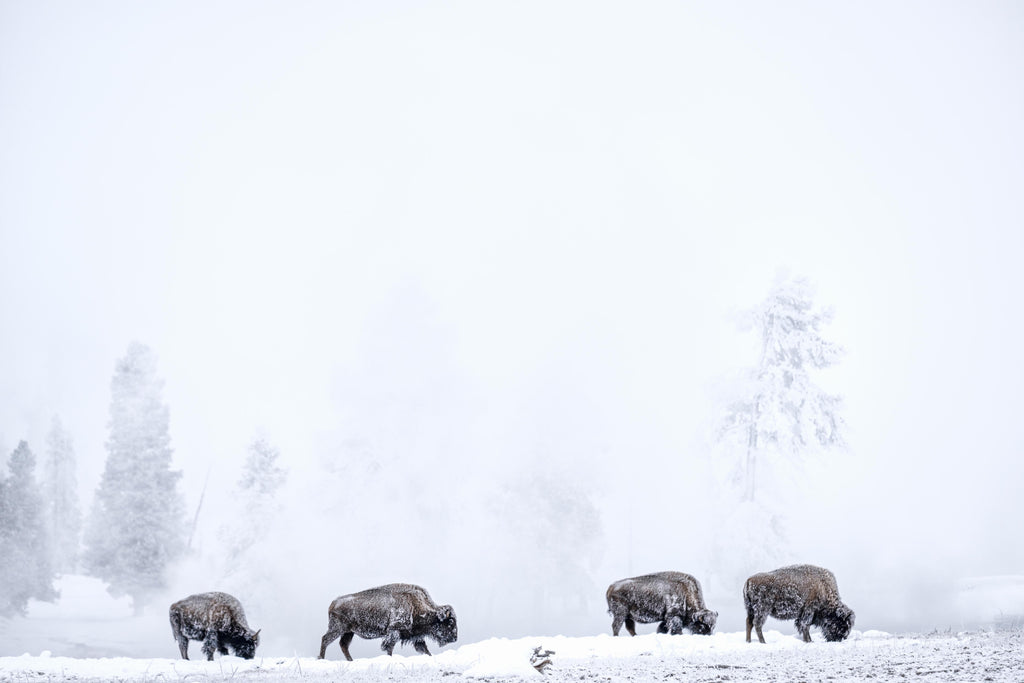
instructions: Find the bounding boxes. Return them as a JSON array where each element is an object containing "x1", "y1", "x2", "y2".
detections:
[
  {"x1": 3, "y1": 577, "x2": 1023, "y2": 680},
  {"x1": 2, "y1": 629, "x2": 1022, "y2": 682}
]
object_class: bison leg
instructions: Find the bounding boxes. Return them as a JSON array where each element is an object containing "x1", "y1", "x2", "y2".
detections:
[
  {"x1": 319, "y1": 615, "x2": 344, "y2": 659},
  {"x1": 413, "y1": 639, "x2": 431, "y2": 656},
  {"x1": 745, "y1": 611, "x2": 754, "y2": 643},
  {"x1": 169, "y1": 612, "x2": 190, "y2": 659},
  {"x1": 201, "y1": 631, "x2": 219, "y2": 661},
  {"x1": 666, "y1": 615, "x2": 684, "y2": 636},
  {"x1": 381, "y1": 630, "x2": 400, "y2": 656},
  {"x1": 610, "y1": 611, "x2": 625, "y2": 636},
  {"x1": 753, "y1": 612, "x2": 768, "y2": 644},
  {"x1": 624, "y1": 617, "x2": 637, "y2": 637},
  {"x1": 796, "y1": 611, "x2": 814, "y2": 643},
  {"x1": 656, "y1": 621, "x2": 668, "y2": 634},
  {"x1": 339, "y1": 632, "x2": 354, "y2": 662}
]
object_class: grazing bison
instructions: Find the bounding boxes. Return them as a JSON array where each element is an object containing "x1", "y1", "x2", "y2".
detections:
[
  {"x1": 168, "y1": 592, "x2": 260, "y2": 660},
  {"x1": 318, "y1": 583, "x2": 457, "y2": 661},
  {"x1": 744, "y1": 564, "x2": 855, "y2": 643},
  {"x1": 606, "y1": 571, "x2": 718, "y2": 636}
]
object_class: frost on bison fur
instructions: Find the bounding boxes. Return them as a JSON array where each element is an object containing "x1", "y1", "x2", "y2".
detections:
[
  {"x1": 606, "y1": 571, "x2": 718, "y2": 636},
  {"x1": 318, "y1": 583, "x2": 458, "y2": 661},
  {"x1": 744, "y1": 564, "x2": 855, "y2": 643},
  {"x1": 168, "y1": 592, "x2": 260, "y2": 660}
]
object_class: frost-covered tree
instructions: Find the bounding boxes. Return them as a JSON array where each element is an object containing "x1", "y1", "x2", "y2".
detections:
[
  {"x1": 0, "y1": 441, "x2": 58, "y2": 616},
  {"x1": 213, "y1": 437, "x2": 290, "y2": 624},
  {"x1": 708, "y1": 275, "x2": 846, "y2": 589},
  {"x1": 220, "y1": 437, "x2": 288, "y2": 568},
  {"x1": 718, "y1": 275, "x2": 845, "y2": 502},
  {"x1": 237, "y1": 437, "x2": 287, "y2": 502},
  {"x1": 83, "y1": 342, "x2": 185, "y2": 614},
  {"x1": 43, "y1": 416, "x2": 81, "y2": 574}
]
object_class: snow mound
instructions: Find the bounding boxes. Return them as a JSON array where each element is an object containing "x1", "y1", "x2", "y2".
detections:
[
  {"x1": 25, "y1": 575, "x2": 133, "y2": 620},
  {"x1": 857, "y1": 629, "x2": 894, "y2": 639},
  {"x1": 463, "y1": 657, "x2": 541, "y2": 677}
]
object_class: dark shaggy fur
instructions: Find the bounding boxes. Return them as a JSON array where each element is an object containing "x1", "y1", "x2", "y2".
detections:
[
  {"x1": 606, "y1": 571, "x2": 718, "y2": 636},
  {"x1": 318, "y1": 583, "x2": 457, "y2": 661},
  {"x1": 744, "y1": 564, "x2": 855, "y2": 643},
  {"x1": 168, "y1": 592, "x2": 260, "y2": 660}
]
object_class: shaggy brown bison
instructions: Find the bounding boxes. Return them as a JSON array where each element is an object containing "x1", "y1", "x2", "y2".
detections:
[
  {"x1": 168, "y1": 592, "x2": 260, "y2": 660},
  {"x1": 318, "y1": 583, "x2": 457, "y2": 661},
  {"x1": 744, "y1": 564, "x2": 855, "y2": 643},
  {"x1": 606, "y1": 571, "x2": 718, "y2": 636}
]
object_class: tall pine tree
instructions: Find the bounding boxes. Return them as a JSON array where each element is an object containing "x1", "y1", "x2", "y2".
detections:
[
  {"x1": 215, "y1": 437, "x2": 289, "y2": 622},
  {"x1": 43, "y1": 416, "x2": 81, "y2": 574},
  {"x1": 0, "y1": 441, "x2": 58, "y2": 616},
  {"x1": 83, "y1": 342, "x2": 185, "y2": 614},
  {"x1": 710, "y1": 275, "x2": 846, "y2": 587},
  {"x1": 220, "y1": 437, "x2": 288, "y2": 567},
  {"x1": 718, "y1": 275, "x2": 845, "y2": 502}
]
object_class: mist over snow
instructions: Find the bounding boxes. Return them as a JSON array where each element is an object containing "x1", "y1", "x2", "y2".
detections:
[{"x1": 2, "y1": 0, "x2": 1024, "y2": 660}]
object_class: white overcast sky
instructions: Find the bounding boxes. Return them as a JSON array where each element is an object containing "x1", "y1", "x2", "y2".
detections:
[{"x1": 2, "y1": 1, "x2": 1023, "y2": 583}]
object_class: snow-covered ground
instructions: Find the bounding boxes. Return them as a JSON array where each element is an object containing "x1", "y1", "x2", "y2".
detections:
[
  {"x1": 2, "y1": 629, "x2": 1022, "y2": 682},
  {"x1": 2, "y1": 576, "x2": 1022, "y2": 681}
]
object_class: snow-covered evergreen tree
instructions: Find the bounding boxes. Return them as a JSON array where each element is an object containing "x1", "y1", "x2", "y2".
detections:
[
  {"x1": 220, "y1": 437, "x2": 287, "y2": 567},
  {"x1": 718, "y1": 274, "x2": 845, "y2": 502},
  {"x1": 43, "y1": 416, "x2": 81, "y2": 574},
  {"x1": 709, "y1": 275, "x2": 846, "y2": 587},
  {"x1": 0, "y1": 441, "x2": 58, "y2": 616},
  {"x1": 83, "y1": 342, "x2": 185, "y2": 614},
  {"x1": 237, "y1": 437, "x2": 287, "y2": 502},
  {"x1": 213, "y1": 437, "x2": 290, "y2": 624}
]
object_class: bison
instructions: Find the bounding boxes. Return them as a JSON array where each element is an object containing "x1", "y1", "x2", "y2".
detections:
[
  {"x1": 744, "y1": 564, "x2": 855, "y2": 643},
  {"x1": 168, "y1": 592, "x2": 260, "y2": 660},
  {"x1": 606, "y1": 571, "x2": 718, "y2": 636},
  {"x1": 318, "y1": 583, "x2": 457, "y2": 661}
]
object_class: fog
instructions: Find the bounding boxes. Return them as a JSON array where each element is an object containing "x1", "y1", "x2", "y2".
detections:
[{"x1": 2, "y1": 0, "x2": 1023, "y2": 656}]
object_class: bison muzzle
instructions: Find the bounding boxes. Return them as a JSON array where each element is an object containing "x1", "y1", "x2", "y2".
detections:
[
  {"x1": 606, "y1": 571, "x2": 718, "y2": 636},
  {"x1": 318, "y1": 583, "x2": 457, "y2": 661},
  {"x1": 168, "y1": 592, "x2": 260, "y2": 660},
  {"x1": 744, "y1": 564, "x2": 855, "y2": 643}
]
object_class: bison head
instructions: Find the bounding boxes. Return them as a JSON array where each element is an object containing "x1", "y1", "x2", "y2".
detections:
[
  {"x1": 433, "y1": 605, "x2": 458, "y2": 645},
  {"x1": 230, "y1": 629, "x2": 260, "y2": 659},
  {"x1": 689, "y1": 608, "x2": 718, "y2": 635},
  {"x1": 820, "y1": 604, "x2": 854, "y2": 642}
]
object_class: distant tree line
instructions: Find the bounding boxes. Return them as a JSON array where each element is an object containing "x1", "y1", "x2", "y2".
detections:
[
  {"x1": 0, "y1": 274, "x2": 846, "y2": 623},
  {"x1": 0, "y1": 342, "x2": 187, "y2": 617},
  {"x1": 0, "y1": 341, "x2": 289, "y2": 619},
  {"x1": 0, "y1": 419, "x2": 77, "y2": 616}
]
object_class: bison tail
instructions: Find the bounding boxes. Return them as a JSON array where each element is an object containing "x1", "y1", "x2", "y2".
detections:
[
  {"x1": 169, "y1": 609, "x2": 182, "y2": 638},
  {"x1": 605, "y1": 595, "x2": 617, "y2": 617}
]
